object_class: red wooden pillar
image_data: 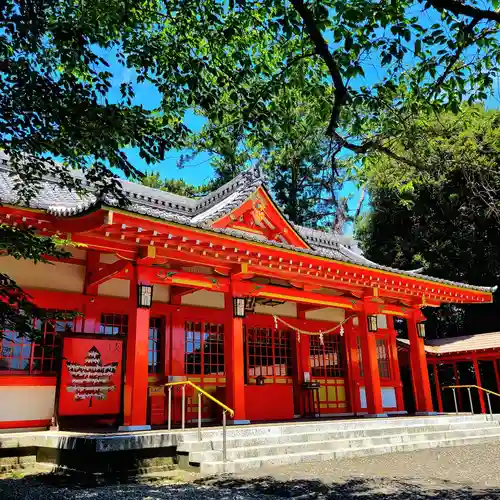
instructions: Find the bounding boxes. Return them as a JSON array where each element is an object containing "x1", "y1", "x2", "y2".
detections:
[
  {"x1": 473, "y1": 357, "x2": 486, "y2": 413},
  {"x1": 358, "y1": 310, "x2": 385, "y2": 416},
  {"x1": 82, "y1": 299, "x2": 99, "y2": 333},
  {"x1": 408, "y1": 310, "x2": 434, "y2": 413},
  {"x1": 83, "y1": 250, "x2": 100, "y2": 333},
  {"x1": 346, "y1": 321, "x2": 362, "y2": 414},
  {"x1": 224, "y1": 291, "x2": 249, "y2": 424},
  {"x1": 388, "y1": 329, "x2": 405, "y2": 412},
  {"x1": 293, "y1": 305, "x2": 312, "y2": 416},
  {"x1": 433, "y1": 362, "x2": 444, "y2": 413},
  {"x1": 291, "y1": 332, "x2": 310, "y2": 417},
  {"x1": 342, "y1": 319, "x2": 356, "y2": 414},
  {"x1": 121, "y1": 266, "x2": 151, "y2": 430},
  {"x1": 494, "y1": 357, "x2": 500, "y2": 394}
]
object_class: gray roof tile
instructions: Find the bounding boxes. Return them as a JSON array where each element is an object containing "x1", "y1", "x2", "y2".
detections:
[{"x1": 0, "y1": 155, "x2": 495, "y2": 294}]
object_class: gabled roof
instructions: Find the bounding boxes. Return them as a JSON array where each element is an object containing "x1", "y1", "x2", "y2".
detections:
[
  {"x1": 398, "y1": 332, "x2": 500, "y2": 355},
  {"x1": 211, "y1": 185, "x2": 310, "y2": 248},
  {"x1": 0, "y1": 152, "x2": 495, "y2": 294}
]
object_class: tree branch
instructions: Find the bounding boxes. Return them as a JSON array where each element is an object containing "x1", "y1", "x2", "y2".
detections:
[
  {"x1": 290, "y1": 0, "x2": 349, "y2": 134},
  {"x1": 427, "y1": 0, "x2": 500, "y2": 23},
  {"x1": 332, "y1": 132, "x2": 422, "y2": 169},
  {"x1": 432, "y1": 18, "x2": 480, "y2": 96},
  {"x1": 354, "y1": 184, "x2": 367, "y2": 220}
]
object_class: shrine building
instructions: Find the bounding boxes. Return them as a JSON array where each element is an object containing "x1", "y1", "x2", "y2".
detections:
[{"x1": 0, "y1": 155, "x2": 495, "y2": 431}]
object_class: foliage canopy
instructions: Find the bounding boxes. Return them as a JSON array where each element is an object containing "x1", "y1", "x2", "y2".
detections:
[
  {"x1": 357, "y1": 106, "x2": 500, "y2": 337},
  {"x1": 1, "y1": 0, "x2": 500, "y2": 337}
]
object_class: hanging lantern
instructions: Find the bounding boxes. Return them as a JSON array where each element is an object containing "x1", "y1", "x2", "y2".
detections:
[
  {"x1": 367, "y1": 315, "x2": 378, "y2": 332},
  {"x1": 137, "y1": 283, "x2": 153, "y2": 308},
  {"x1": 245, "y1": 296, "x2": 256, "y2": 313},
  {"x1": 232, "y1": 297, "x2": 246, "y2": 318},
  {"x1": 417, "y1": 322, "x2": 426, "y2": 338},
  {"x1": 274, "y1": 315, "x2": 278, "y2": 329},
  {"x1": 319, "y1": 332, "x2": 324, "y2": 346},
  {"x1": 339, "y1": 324, "x2": 344, "y2": 337}
]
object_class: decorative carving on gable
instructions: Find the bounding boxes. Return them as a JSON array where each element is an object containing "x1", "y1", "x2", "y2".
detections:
[{"x1": 212, "y1": 187, "x2": 309, "y2": 248}]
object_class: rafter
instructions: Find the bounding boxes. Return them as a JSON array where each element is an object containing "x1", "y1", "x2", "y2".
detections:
[{"x1": 17, "y1": 208, "x2": 490, "y2": 306}]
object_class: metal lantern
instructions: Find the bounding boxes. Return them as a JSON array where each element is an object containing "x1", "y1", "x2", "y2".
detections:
[
  {"x1": 367, "y1": 315, "x2": 378, "y2": 332},
  {"x1": 137, "y1": 283, "x2": 153, "y2": 308},
  {"x1": 233, "y1": 297, "x2": 246, "y2": 318},
  {"x1": 245, "y1": 296, "x2": 256, "y2": 313},
  {"x1": 417, "y1": 322, "x2": 426, "y2": 338}
]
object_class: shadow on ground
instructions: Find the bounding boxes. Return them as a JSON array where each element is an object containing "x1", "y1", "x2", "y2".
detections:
[{"x1": 1, "y1": 472, "x2": 500, "y2": 499}]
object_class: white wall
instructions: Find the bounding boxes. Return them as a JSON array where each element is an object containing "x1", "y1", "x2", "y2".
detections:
[
  {"x1": 0, "y1": 386, "x2": 55, "y2": 423},
  {"x1": 255, "y1": 301, "x2": 297, "y2": 318},
  {"x1": 98, "y1": 278, "x2": 130, "y2": 298},
  {"x1": 306, "y1": 307, "x2": 345, "y2": 322},
  {"x1": 153, "y1": 284, "x2": 170, "y2": 303},
  {"x1": 182, "y1": 290, "x2": 225, "y2": 309},
  {"x1": 1, "y1": 256, "x2": 85, "y2": 293}
]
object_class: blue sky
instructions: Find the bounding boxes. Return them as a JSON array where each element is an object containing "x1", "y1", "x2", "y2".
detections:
[
  {"x1": 107, "y1": 55, "x2": 365, "y2": 226},
  {"x1": 103, "y1": 13, "x2": 500, "y2": 230}
]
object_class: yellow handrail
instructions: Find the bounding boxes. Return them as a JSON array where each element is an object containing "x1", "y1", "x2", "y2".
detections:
[
  {"x1": 443, "y1": 384, "x2": 500, "y2": 398},
  {"x1": 164, "y1": 380, "x2": 235, "y2": 417}
]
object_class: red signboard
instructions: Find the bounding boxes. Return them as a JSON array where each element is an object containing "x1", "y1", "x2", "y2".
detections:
[{"x1": 58, "y1": 336, "x2": 123, "y2": 416}]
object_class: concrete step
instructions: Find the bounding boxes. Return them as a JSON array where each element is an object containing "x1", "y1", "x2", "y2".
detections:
[
  {"x1": 200, "y1": 431, "x2": 500, "y2": 474},
  {"x1": 178, "y1": 420, "x2": 497, "y2": 453},
  {"x1": 176, "y1": 414, "x2": 491, "y2": 444},
  {"x1": 189, "y1": 425, "x2": 500, "y2": 463}
]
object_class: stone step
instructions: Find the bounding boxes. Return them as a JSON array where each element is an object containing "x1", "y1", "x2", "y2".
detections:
[
  {"x1": 178, "y1": 420, "x2": 497, "y2": 452},
  {"x1": 199, "y1": 431, "x2": 500, "y2": 474},
  {"x1": 175, "y1": 414, "x2": 490, "y2": 443},
  {"x1": 189, "y1": 425, "x2": 499, "y2": 463}
]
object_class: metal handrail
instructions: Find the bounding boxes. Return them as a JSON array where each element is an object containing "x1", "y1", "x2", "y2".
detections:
[
  {"x1": 443, "y1": 385, "x2": 500, "y2": 398},
  {"x1": 443, "y1": 384, "x2": 500, "y2": 419},
  {"x1": 162, "y1": 380, "x2": 234, "y2": 462}
]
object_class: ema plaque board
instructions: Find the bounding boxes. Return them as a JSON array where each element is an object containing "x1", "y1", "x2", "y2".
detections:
[{"x1": 58, "y1": 336, "x2": 123, "y2": 416}]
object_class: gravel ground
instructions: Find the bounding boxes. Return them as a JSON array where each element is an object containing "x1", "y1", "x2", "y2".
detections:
[{"x1": 2, "y1": 444, "x2": 500, "y2": 499}]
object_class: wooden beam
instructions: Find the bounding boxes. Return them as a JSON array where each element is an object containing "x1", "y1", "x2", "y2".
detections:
[
  {"x1": 137, "y1": 245, "x2": 156, "y2": 265},
  {"x1": 144, "y1": 268, "x2": 230, "y2": 292},
  {"x1": 249, "y1": 265, "x2": 365, "y2": 296},
  {"x1": 231, "y1": 263, "x2": 255, "y2": 281},
  {"x1": 87, "y1": 259, "x2": 131, "y2": 289},
  {"x1": 84, "y1": 250, "x2": 101, "y2": 295},
  {"x1": 50, "y1": 210, "x2": 112, "y2": 233},
  {"x1": 233, "y1": 281, "x2": 362, "y2": 310},
  {"x1": 75, "y1": 210, "x2": 493, "y2": 305},
  {"x1": 296, "y1": 303, "x2": 326, "y2": 314}
]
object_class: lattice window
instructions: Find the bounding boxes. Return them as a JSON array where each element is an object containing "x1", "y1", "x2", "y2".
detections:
[
  {"x1": 310, "y1": 335, "x2": 344, "y2": 378},
  {"x1": 185, "y1": 321, "x2": 202, "y2": 375},
  {"x1": 184, "y1": 322, "x2": 224, "y2": 376},
  {"x1": 246, "y1": 327, "x2": 292, "y2": 379},
  {"x1": 148, "y1": 317, "x2": 162, "y2": 374},
  {"x1": 100, "y1": 313, "x2": 128, "y2": 336},
  {"x1": 356, "y1": 336, "x2": 364, "y2": 377},
  {"x1": 0, "y1": 312, "x2": 72, "y2": 374},
  {"x1": 376, "y1": 337, "x2": 391, "y2": 379},
  {"x1": 183, "y1": 321, "x2": 225, "y2": 422},
  {"x1": 0, "y1": 330, "x2": 32, "y2": 372},
  {"x1": 203, "y1": 323, "x2": 225, "y2": 375}
]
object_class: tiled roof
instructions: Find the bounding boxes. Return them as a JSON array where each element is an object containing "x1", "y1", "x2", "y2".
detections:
[
  {"x1": 398, "y1": 332, "x2": 500, "y2": 355},
  {"x1": 0, "y1": 153, "x2": 495, "y2": 293}
]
